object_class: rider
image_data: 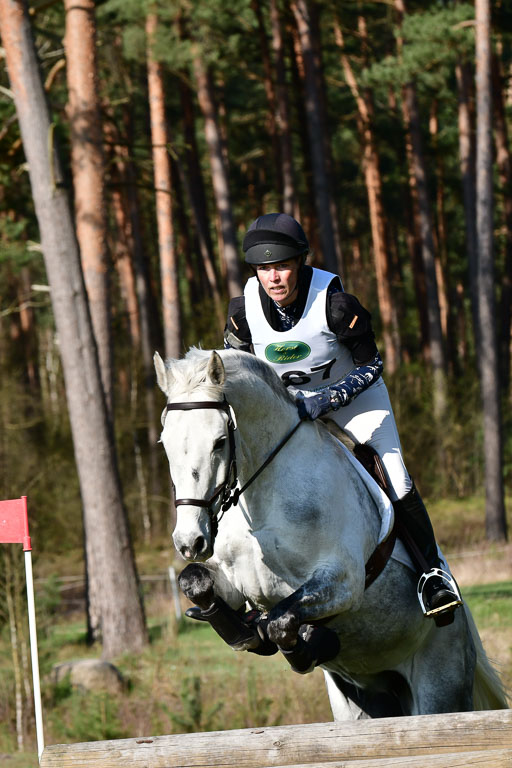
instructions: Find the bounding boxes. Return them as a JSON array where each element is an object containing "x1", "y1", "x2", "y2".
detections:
[{"x1": 224, "y1": 212, "x2": 462, "y2": 624}]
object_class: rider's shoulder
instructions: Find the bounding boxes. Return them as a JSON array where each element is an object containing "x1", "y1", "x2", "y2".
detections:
[
  {"x1": 227, "y1": 295, "x2": 246, "y2": 316},
  {"x1": 225, "y1": 296, "x2": 252, "y2": 349},
  {"x1": 328, "y1": 292, "x2": 373, "y2": 338}
]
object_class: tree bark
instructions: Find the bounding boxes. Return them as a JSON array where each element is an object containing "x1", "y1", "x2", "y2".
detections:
[
  {"x1": 270, "y1": 0, "x2": 298, "y2": 219},
  {"x1": 0, "y1": 0, "x2": 148, "y2": 657},
  {"x1": 192, "y1": 48, "x2": 242, "y2": 298},
  {"x1": 475, "y1": 0, "x2": 507, "y2": 541},
  {"x1": 251, "y1": 0, "x2": 282, "y2": 203},
  {"x1": 289, "y1": 0, "x2": 341, "y2": 274},
  {"x1": 491, "y1": 52, "x2": 512, "y2": 395},
  {"x1": 395, "y1": 0, "x2": 446, "y2": 417},
  {"x1": 110, "y1": 178, "x2": 141, "y2": 349},
  {"x1": 64, "y1": 0, "x2": 113, "y2": 417},
  {"x1": 146, "y1": 12, "x2": 182, "y2": 360},
  {"x1": 455, "y1": 59, "x2": 479, "y2": 360},
  {"x1": 334, "y1": 17, "x2": 399, "y2": 373},
  {"x1": 429, "y1": 102, "x2": 453, "y2": 370},
  {"x1": 119, "y1": 102, "x2": 164, "y2": 532},
  {"x1": 177, "y1": 75, "x2": 224, "y2": 329}
]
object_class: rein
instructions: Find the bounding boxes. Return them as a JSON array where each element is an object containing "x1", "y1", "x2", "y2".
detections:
[{"x1": 163, "y1": 398, "x2": 302, "y2": 520}]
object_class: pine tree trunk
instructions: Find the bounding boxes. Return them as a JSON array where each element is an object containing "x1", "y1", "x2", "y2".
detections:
[
  {"x1": 429, "y1": 103, "x2": 452, "y2": 369},
  {"x1": 0, "y1": 0, "x2": 148, "y2": 657},
  {"x1": 110, "y1": 180, "x2": 141, "y2": 348},
  {"x1": 146, "y1": 13, "x2": 182, "y2": 360},
  {"x1": 400, "y1": 105, "x2": 430, "y2": 364},
  {"x1": 395, "y1": 0, "x2": 446, "y2": 419},
  {"x1": 455, "y1": 60, "x2": 479, "y2": 361},
  {"x1": 251, "y1": 0, "x2": 282, "y2": 202},
  {"x1": 289, "y1": 0, "x2": 341, "y2": 273},
  {"x1": 289, "y1": 25, "x2": 318, "y2": 256},
  {"x1": 64, "y1": 0, "x2": 113, "y2": 417},
  {"x1": 120, "y1": 105, "x2": 163, "y2": 530},
  {"x1": 192, "y1": 48, "x2": 242, "y2": 298},
  {"x1": 334, "y1": 18, "x2": 399, "y2": 373},
  {"x1": 18, "y1": 266, "x2": 38, "y2": 388},
  {"x1": 491, "y1": 52, "x2": 512, "y2": 395},
  {"x1": 177, "y1": 77, "x2": 224, "y2": 329},
  {"x1": 270, "y1": 0, "x2": 298, "y2": 219},
  {"x1": 475, "y1": 0, "x2": 507, "y2": 541}
]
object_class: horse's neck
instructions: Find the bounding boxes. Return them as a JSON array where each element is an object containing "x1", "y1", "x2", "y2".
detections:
[{"x1": 229, "y1": 382, "x2": 298, "y2": 480}]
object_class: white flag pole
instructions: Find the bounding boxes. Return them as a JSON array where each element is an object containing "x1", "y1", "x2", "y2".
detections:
[
  {"x1": 24, "y1": 548, "x2": 44, "y2": 762},
  {"x1": 168, "y1": 566, "x2": 182, "y2": 622}
]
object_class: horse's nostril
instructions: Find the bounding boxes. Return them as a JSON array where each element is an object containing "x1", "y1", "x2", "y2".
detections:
[
  {"x1": 195, "y1": 536, "x2": 206, "y2": 554},
  {"x1": 179, "y1": 537, "x2": 207, "y2": 561}
]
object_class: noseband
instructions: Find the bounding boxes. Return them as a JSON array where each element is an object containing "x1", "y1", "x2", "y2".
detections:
[{"x1": 162, "y1": 397, "x2": 302, "y2": 529}]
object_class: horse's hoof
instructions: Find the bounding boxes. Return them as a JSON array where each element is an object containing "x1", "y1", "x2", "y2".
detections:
[
  {"x1": 178, "y1": 563, "x2": 215, "y2": 609},
  {"x1": 266, "y1": 610, "x2": 301, "y2": 649}
]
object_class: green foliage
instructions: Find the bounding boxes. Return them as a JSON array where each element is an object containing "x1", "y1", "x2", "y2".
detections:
[
  {"x1": 365, "y1": 4, "x2": 476, "y2": 94},
  {"x1": 164, "y1": 675, "x2": 224, "y2": 732},
  {"x1": 47, "y1": 679, "x2": 128, "y2": 743},
  {"x1": 36, "y1": 574, "x2": 62, "y2": 640},
  {"x1": 463, "y1": 582, "x2": 512, "y2": 630},
  {"x1": 0, "y1": 0, "x2": 510, "y2": 699},
  {"x1": 244, "y1": 665, "x2": 285, "y2": 728}
]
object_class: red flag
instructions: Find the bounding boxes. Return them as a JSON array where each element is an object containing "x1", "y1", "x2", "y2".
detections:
[{"x1": 0, "y1": 497, "x2": 31, "y2": 550}]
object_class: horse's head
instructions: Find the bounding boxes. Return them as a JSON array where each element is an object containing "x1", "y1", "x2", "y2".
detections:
[{"x1": 155, "y1": 350, "x2": 235, "y2": 562}]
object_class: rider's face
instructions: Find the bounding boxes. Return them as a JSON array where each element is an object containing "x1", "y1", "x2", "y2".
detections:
[{"x1": 256, "y1": 259, "x2": 300, "y2": 307}]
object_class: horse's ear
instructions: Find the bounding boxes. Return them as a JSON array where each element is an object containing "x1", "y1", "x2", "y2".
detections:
[
  {"x1": 154, "y1": 351, "x2": 173, "y2": 394},
  {"x1": 206, "y1": 351, "x2": 226, "y2": 386}
]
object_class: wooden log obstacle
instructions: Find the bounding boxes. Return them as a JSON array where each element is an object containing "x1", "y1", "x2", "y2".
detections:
[{"x1": 40, "y1": 709, "x2": 512, "y2": 768}]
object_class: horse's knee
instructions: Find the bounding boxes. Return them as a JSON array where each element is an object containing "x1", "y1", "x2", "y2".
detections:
[{"x1": 178, "y1": 563, "x2": 215, "y2": 609}]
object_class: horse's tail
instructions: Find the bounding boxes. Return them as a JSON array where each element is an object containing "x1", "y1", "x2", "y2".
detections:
[{"x1": 465, "y1": 605, "x2": 510, "y2": 710}]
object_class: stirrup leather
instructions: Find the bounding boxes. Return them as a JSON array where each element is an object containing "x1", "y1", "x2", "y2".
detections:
[{"x1": 417, "y1": 568, "x2": 462, "y2": 618}]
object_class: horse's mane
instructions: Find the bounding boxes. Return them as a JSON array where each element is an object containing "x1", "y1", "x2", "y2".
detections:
[{"x1": 166, "y1": 347, "x2": 294, "y2": 408}]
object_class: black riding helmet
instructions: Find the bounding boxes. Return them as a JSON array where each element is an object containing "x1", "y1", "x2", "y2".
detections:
[{"x1": 243, "y1": 213, "x2": 309, "y2": 265}]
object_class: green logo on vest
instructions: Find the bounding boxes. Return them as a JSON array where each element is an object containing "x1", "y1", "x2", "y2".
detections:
[{"x1": 265, "y1": 341, "x2": 311, "y2": 364}]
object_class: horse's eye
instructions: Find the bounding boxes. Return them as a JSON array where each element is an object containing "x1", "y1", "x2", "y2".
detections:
[{"x1": 213, "y1": 437, "x2": 227, "y2": 452}]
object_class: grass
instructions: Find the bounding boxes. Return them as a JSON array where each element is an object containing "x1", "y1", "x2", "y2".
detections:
[{"x1": 1, "y1": 494, "x2": 510, "y2": 765}]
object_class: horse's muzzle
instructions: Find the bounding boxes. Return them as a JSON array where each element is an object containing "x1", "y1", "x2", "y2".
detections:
[{"x1": 175, "y1": 533, "x2": 212, "y2": 562}]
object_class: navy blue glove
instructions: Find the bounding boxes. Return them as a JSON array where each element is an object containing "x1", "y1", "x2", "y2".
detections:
[{"x1": 296, "y1": 392, "x2": 332, "y2": 421}]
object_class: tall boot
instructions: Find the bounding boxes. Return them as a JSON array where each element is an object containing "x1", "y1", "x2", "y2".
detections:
[{"x1": 392, "y1": 481, "x2": 462, "y2": 625}]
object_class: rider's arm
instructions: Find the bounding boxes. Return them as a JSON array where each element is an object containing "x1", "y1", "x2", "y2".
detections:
[
  {"x1": 325, "y1": 292, "x2": 383, "y2": 408},
  {"x1": 223, "y1": 296, "x2": 253, "y2": 352},
  {"x1": 297, "y1": 293, "x2": 383, "y2": 420}
]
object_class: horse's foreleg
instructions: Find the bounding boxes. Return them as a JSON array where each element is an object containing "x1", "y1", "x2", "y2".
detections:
[
  {"x1": 178, "y1": 564, "x2": 276, "y2": 654},
  {"x1": 262, "y1": 609, "x2": 340, "y2": 674},
  {"x1": 264, "y1": 565, "x2": 358, "y2": 673},
  {"x1": 267, "y1": 563, "x2": 361, "y2": 636}
]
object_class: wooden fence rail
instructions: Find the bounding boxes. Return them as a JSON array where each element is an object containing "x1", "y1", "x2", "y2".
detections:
[{"x1": 40, "y1": 709, "x2": 512, "y2": 768}]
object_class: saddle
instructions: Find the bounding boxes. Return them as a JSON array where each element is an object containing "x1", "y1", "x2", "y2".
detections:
[{"x1": 323, "y1": 419, "x2": 391, "y2": 497}]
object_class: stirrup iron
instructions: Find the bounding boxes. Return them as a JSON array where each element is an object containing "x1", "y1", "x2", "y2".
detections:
[{"x1": 417, "y1": 568, "x2": 462, "y2": 619}]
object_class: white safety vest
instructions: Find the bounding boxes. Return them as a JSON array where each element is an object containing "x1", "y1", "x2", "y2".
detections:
[{"x1": 244, "y1": 268, "x2": 354, "y2": 392}]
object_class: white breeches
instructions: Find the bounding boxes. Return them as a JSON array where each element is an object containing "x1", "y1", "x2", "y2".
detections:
[{"x1": 304, "y1": 378, "x2": 412, "y2": 501}]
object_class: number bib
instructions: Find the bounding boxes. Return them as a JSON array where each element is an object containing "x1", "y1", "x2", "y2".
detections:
[{"x1": 244, "y1": 269, "x2": 354, "y2": 391}]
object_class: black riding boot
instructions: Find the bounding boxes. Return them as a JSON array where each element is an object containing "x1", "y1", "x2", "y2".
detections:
[{"x1": 392, "y1": 482, "x2": 462, "y2": 625}]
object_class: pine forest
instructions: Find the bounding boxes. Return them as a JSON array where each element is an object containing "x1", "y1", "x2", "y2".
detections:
[{"x1": 0, "y1": 0, "x2": 511, "y2": 664}]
